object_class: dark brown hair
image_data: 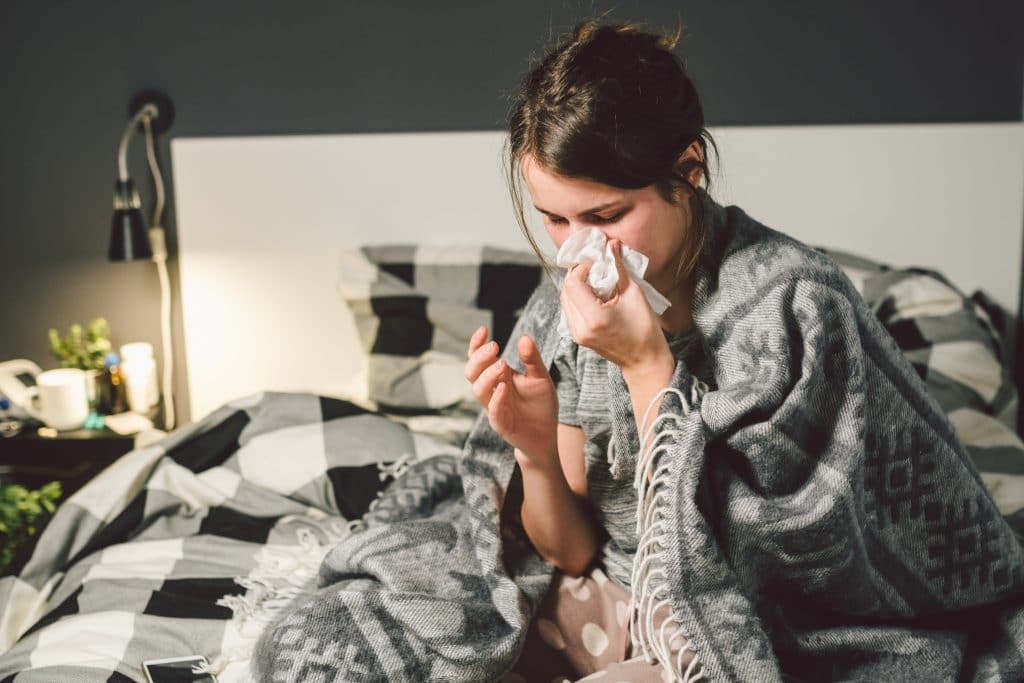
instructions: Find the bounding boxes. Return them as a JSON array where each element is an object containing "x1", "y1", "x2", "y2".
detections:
[{"x1": 504, "y1": 15, "x2": 719, "y2": 287}]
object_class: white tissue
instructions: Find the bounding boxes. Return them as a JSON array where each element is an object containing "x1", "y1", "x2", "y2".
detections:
[{"x1": 555, "y1": 227, "x2": 672, "y2": 313}]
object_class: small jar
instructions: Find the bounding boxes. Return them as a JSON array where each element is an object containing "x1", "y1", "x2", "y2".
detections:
[
  {"x1": 96, "y1": 352, "x2": 128, "y2": 415},
  {"x1": 83, "y1": 368, "x2": 103, "y2": 412}
]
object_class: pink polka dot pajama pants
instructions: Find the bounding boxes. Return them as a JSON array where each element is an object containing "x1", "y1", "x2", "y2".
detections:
[{"x1": 502, "y1": 566, "x2": 695, "y2": 682}]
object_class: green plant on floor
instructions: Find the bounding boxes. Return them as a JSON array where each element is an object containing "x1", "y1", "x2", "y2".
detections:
[
  {"x1": 48, "y1": 317, "x2": 112, "y2": 371},
  {"x1": 0, "y1": 481, "x2": 62, "y2": 572}
]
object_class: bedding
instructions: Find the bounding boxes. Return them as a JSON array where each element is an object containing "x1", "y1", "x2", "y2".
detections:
[
  {"x1": 1, "y1": 230, "x2": 1022, "y2": 681},
  {"x1": 0, "y1": 392, "x2": 462, "y2": 682},
  {"x1": 338, "y1": 244, "x2": 542, "y2": 411}
]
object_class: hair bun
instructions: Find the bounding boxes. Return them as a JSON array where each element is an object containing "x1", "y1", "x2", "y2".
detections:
[{"x1": 572, "y1": 19, "x2": 682, "y2": 55}]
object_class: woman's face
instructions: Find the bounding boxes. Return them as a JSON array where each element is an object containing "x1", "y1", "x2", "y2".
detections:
[{"x1": 521, "y1": 145, "x2": 701, "y2": 295}]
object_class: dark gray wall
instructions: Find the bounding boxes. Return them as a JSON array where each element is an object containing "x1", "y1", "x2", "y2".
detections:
[{"x1": 2, "y1": 0, "x2": 1021, "y2": 425}]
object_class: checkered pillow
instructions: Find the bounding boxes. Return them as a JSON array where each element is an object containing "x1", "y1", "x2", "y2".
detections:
[
  {"x1": 338, "y1": 245, "x2": 544, "y2": 412},
  {"x1": 817, "y1": 247, "x2": 1024, "y2": 527}
]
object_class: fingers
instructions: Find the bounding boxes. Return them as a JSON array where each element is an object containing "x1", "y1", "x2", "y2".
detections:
[
  {"x1": 465, "y1": 324, "x2": 496, "y2": 385},
  {"x1": 464, "y1": 338, "x2": 500, "y2": 384},
  {"x1": 609, "y1": 239, "x2": 631, "y2": 295},
  {"x1": 473, "y1": 358, "x2": 509, "y2": 411},
  {"x1": 566, "y1": 261, "x2": 592, "y2": 288},
  {"x1": 560, "y1": 285, "x2": 586, "y2": 340},
  {"x1": 467, "y1": 325, "x2": 489, "y2": 359},
  {"x1": 517, "y1": 334, "x2": 550, "y2": 379},
  {"x1": 487, "y1": 381, "x2": 509, "y2": 433},
  {"x1": 563, "y1": 263, "x2": 602, "y2": 319}
]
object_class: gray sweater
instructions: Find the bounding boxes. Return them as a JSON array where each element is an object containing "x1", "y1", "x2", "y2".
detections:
[{"x1": 552, "y1": 319, "x2": 712, "y2": 590}]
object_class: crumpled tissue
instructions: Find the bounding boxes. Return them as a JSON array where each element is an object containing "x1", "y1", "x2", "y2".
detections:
[{"x1": 555, "y1": 227, "x2": 671, "y2": 338}]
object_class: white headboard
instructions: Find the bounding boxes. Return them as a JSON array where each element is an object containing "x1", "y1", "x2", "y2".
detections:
[{"x1": 171, "y1": 123, "x2": 1024, "y2": 422}]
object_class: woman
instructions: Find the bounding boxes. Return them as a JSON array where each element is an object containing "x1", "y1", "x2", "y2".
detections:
[{"x1": 466, "y1": 17, "x2": 1024, "y2": 683}]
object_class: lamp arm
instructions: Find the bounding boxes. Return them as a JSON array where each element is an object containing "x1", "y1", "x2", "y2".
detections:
[
  {"x1": 140, "y1": 115, "x2": 175, "y2": 430},
  {"x1": 117, "y1": 104, "x2": 158, "y2": 181},
  {"x1": 154, "y1": 254, "x2": 176, "y2": 431},
  {"x1": 142, "y1": 117, "x2": 167, "y2": 233}
]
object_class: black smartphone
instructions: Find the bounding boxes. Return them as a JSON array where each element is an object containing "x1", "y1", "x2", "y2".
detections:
[{"x1": 141, "y1": 655, "x2": 217, "y2": 683}]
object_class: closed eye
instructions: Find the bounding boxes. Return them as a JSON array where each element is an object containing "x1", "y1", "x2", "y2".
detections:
[{"x1": 547, "y1": 212, "x2": 624, "y2": 225}]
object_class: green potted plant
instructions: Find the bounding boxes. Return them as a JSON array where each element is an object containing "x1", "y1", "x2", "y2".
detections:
[
  {"x1": 48, "y1": 318, "x2": 112, "y2": 371},
  {"x1": 48, "y1": 318, "x2": 113, "y2": 411},
  {"x1": 0, "y1": 480, "x2": 62, "y2": 573}
]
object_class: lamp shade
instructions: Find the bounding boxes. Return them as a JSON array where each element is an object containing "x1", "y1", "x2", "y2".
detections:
[{"x1": 108, "y1": 179, "x2": 152, "y2": 261}]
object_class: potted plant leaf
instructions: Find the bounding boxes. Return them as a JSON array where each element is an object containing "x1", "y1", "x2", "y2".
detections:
[
  {"x1": 0, "y1": 480, "x2": 62, "y2": 573},
  {"x1": 47, "y1": 317, "x2": 112, "y2": 411},
  {"x1": 48, "y1": 318, "x2": 112, "y2": 371}
]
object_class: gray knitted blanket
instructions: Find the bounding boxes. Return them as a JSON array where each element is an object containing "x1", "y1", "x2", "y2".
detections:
[{"x1": 252, "y1": 197, "x2": 1024, "y2": 681}]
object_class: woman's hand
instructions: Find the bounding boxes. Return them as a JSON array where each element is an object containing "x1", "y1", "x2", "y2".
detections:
[
  {"x1": 464, "y1": 327, "x2": 559, "y2": 465},
  {"x1": 560, "y1": 238, "x2": 674, "y2": 375}
]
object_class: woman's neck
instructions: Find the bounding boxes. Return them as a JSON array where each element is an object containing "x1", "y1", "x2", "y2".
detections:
[{"x1": 656, "y1": 272, "x2": 696, "y2": 337}]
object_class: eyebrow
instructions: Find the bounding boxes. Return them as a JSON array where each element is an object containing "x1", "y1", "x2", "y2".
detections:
[{"x1": 533, "y1": 201, "x2": 625, "y2": 217}]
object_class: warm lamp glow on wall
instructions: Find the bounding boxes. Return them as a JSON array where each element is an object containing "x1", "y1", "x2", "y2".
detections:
[{"x1": 109, "y1": 90, "x2": 177, "y2": 430}]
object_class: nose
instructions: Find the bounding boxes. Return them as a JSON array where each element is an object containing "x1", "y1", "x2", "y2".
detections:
[
  {"x1": 553, "y1": 223, "x2": 592, "y2": 251},
  {"x1": 568, "y1": 221, "x2": 602, "y2": 236}
]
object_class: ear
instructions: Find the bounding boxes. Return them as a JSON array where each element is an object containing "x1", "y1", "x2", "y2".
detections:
[{"x1": 675, "y1": 140, "x2": 704, "y2": 190}]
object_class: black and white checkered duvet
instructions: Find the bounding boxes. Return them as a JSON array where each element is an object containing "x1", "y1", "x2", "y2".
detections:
[{"x1": 0, "y1": 391, "x2": 462, "y2": 682}]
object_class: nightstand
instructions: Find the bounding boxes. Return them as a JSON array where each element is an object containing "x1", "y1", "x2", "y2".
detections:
[{"x1": 0, "y1": 424, "x2": 138, "y2": 498}]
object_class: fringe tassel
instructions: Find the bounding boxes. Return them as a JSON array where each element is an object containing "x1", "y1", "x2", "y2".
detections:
[
  {"x1": 377, "y1": 451, "x2": 416, "y2": 482},
  {"x1": 194, "y1": 452, "x2": 417, "y2": 678},
  {"x1": 193, "y1": 512, "x2": 352, "y2": 678},
  {"x1": 629, "y1": 378, "x2": 709, "y2": 683},
  {"x1": 360, "y1": 452, "x2": 417, "y2": 519}
]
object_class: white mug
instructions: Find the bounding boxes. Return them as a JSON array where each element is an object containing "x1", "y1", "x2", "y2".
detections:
[{"x1": 25, "y1": 368, "x2": 89, "y2": 431}]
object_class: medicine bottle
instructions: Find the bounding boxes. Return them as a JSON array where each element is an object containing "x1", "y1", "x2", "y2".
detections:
[{"x1": 97, "y1": 352, "x2": 128, "y2": 414}]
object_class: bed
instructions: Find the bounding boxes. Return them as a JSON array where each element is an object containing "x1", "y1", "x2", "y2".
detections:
[{"x1": 1, "y1": 123, "x2": 1023, "y2": 682}]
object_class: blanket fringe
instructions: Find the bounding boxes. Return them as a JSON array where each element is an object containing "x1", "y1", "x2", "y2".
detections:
[
  {"x1": 361, "y1": 451, "x2": 417, "y2": 519},
  {"x1": 194, "y1": 453, "x2": 415, "y2": 678},
  {"x1": 194, "y1": 512, "x2": 352, "y2": 679},
  {"x1": 629, "y1": 379, "x2": 708, "y2": 683},
  {"x1": 377, "y1": 451, "x2": 416, "y2": 483}
]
